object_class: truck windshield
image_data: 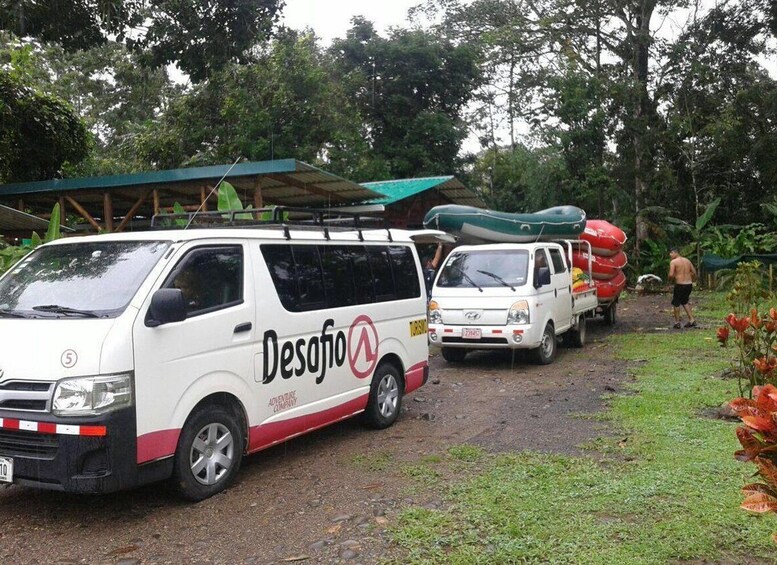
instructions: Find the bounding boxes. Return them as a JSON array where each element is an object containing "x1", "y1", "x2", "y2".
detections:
[
  {"x1": 437, "y1": 250, "x2": 529, "y2": 289},
  {"x1": 0, "y1": 240, "x2": 171, "y2": 318}
]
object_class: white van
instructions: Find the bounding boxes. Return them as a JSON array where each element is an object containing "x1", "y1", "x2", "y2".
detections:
[
  {"x1": 0, "y1": 218, "x2": 431, "y2": 500},
  {"x1": 427, "y1": 241, "x2": 598, "y2": 364}
]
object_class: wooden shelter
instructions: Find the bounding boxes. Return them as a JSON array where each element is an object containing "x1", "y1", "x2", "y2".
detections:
[{"x1": 0, "y1": 159, "x2": 382, "y2": 233}]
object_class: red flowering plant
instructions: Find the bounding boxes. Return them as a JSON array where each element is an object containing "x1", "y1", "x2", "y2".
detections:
[
  {"x1": 717, "y1": 308, "x2": 777, "y2": 394},
  {"x1": 730, "y1": 384, "x2": 777, "y2": 542}
]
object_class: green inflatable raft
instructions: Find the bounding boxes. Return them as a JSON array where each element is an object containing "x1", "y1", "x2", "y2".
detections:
[{"x1": 423, "y1": 204, "x2": 587, "y2": 243}]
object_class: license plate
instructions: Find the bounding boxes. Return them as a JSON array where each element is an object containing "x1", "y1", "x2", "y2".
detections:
[
  {"x1": 0, "y1": 456, "x2": 13, "y2": 483},
  {"x1": 462, "y1": 328, "x2": 481, "y2": 339}
]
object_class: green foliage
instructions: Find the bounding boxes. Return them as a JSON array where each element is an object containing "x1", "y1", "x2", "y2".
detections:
[
  {"x1": 0, "y1": 70, "x2": 90, "y2": 182},
  {"x1": 137, "y1": 0, "x2": 283, "y2": 83},
  {"x1": 702, "y1": 224, "x2": 777, "y2": 257},
  {"x1": 717, "y1": 308, "x2": 777, "y2": 393},
  {"x1": 725, "y1": 261, "x2": 772, "y2": 315},
  {"x1": 0, "y1": 203, "x2": 64, "y2": 274}
]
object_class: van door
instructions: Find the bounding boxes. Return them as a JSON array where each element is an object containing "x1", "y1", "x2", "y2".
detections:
[
  {"x1": 132, "y1": 242, "x2": 255, "y2": 464},
  {"x1": 548, "y1": 246, "x2": 572, "y2": 332}
]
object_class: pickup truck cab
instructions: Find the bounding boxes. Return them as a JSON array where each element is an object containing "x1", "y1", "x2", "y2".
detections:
[{"x1": 427, "y1": 241, "x2": 597, "y2": 364}]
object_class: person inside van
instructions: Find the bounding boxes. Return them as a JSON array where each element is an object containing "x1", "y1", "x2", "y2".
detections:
[
  {"x1": 423, "y1": 243, "x2": 444, "y2": 300},
  {"x1": 534, "y1": 250, "x2": 549, "y2": 286}
]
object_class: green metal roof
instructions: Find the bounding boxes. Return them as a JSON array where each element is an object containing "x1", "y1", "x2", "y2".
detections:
[
  {"x1": 363, "y1": 176, "x2": 485, "y2": 207},
  {"x1": 0, "y1": 159, "x2": 381, "y2": 205}
]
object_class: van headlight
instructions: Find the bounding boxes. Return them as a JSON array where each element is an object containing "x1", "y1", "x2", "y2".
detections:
[
  {"x1": 52, "y1": 373, "x2": 133, "y2": 416},
  {"x1": 428, "y1": 300, "x2": 442, "y2": 324},
  {"x1": 507, "y1": 300, "x2": 530, "y2": 324}
]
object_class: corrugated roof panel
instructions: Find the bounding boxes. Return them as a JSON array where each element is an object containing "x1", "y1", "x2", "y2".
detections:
[{"x1": 362, "y1": 176, "x2": 485, "y2": 207}]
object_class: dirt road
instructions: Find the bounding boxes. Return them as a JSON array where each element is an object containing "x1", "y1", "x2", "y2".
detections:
[{"x1": 0, "y1": 294, "x2": 678, "y2": 564}]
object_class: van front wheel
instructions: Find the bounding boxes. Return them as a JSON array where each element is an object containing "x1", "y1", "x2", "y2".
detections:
[
  {"x1": 364, "y1": 363, "x2": 403, "y2": 429},
  {"x1": 173, "y1": 404, "x2": 244, "y2": 501}
]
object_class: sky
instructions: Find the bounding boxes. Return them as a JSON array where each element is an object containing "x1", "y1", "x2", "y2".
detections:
[{"x1": 280, "y1": 0, "x2": 421, "y2": 44}]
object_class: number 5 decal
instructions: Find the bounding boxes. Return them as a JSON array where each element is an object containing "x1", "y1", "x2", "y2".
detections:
[{"x1": 61, "y1": 349, "x2": 78, "y2": 368}]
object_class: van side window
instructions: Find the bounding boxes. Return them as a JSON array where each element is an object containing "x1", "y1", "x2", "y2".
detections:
[
  {"x1": 549, "y1": 248, "x2": 567, "y2": 273},
  {"x1": 389, "y1": 246, "x2": 421, "y2": 299},
  {"x1": 291, "y1": 245, "x2": 326, "y2": 311},
  {"x1": 261, "y1": 243, "x2": 420, "y2": 311},
  {"x1": 165, "y1": 246, "x2": 243, "y2": 316},
  {"x1": 320, "y1": 245, "x2": 357, "y2": 308},
  {"x1": 367, "y1": 246, "x2": 395, "y2": 302}
]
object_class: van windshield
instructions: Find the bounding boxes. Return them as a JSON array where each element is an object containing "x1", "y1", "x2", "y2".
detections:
[
  {"x1": 437, "y1": 249, "x2": 529, "y2": 289},
  {"x1": 0, "y1": 240, "x2": 171, "y2": 318}
]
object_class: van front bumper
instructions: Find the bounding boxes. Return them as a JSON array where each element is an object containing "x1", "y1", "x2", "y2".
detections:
[
  {"x1": 428, "y1": 324, "x2": 543, "y2": 349},
  {"x1": 0, "y1": 406, "x2": 143, "y2": 494}
]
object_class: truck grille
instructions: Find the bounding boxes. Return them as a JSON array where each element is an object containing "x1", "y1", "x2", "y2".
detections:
[
  {"x1": 0, "y1": 429, "x2": 59, "y2": 458},
  {"x1": 442, "y1": 336, "x2": 509, "y2": 345},
  {"x1": 0, "y1": 381, "x2": 53, "y2": 412}
]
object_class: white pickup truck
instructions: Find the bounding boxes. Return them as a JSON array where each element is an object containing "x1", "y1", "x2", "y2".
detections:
[{"x1": 427, "y1": 241, "x2": 598, "y2": 364}]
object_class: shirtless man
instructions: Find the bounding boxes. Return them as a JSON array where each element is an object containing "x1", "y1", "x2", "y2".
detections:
[{"x1": 668, "y1": 248, "x2": 697, "y2": 328}]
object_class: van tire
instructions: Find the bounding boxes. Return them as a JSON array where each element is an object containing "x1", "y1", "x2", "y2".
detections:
[
  {"x1": 566, "y1": 315, "x2": 586, "y2": 348},
  {"x1": 441, "y1": 347, "x2": 467, "y2": 362},
  {"x1": 172, "y1": 404, "x2": 244, "y2": 501},
  {"x1": 530, "y1": 323, "x2": 557, "y2": 365},
  {"x1": 364, "y1": 363, "x2": 403, "y2": 429}
]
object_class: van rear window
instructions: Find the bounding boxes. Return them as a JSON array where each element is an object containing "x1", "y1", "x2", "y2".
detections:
[{"x1": 261, "y1": 244, "x2": 420, "y2": 312}]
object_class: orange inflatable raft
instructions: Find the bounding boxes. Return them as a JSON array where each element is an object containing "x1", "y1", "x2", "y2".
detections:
[
  {"x1": 580, "y1": 219, "x2": 627, "y2": 257},
  {"x1": 594, "y1": 271, "x2": 627, "y2": 302},
  {"x1": 572, "y1": 250, "x2": 628, "y2": 280}
]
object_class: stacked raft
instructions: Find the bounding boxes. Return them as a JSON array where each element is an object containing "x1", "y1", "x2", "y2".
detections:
[{"x1": 574, "y1": 219, "x2": 628, "y2": 303}]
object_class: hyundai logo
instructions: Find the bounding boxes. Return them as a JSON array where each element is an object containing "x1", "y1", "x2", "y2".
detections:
[{"x1": 464, "y1": 311, "x2": 482, "y2": 321}]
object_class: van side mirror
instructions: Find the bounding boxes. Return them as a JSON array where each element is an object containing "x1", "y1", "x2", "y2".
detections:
[
  {"x1": 146, "y1": 288, "x2": 187, "y2": 327},
  {"x1": 534, "y1": 266, "x2": 551, "y2": 288}
]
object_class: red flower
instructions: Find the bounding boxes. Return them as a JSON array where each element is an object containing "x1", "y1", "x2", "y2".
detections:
[
  {"x1": 717, "y1": 326, "x2": 730, "y2": 345},
  {"x1": 769, "y1": 308, "x2": 777, "y2": 321},
  {"x1": 753, "y1": 356, "x2": 777, "y2": 376},
  {"x1": 727, "y1": 313, "x2": 750, "y2": 335},
  {"x1": 751, "y1": 309, "x2": 763, "y2": 329}
]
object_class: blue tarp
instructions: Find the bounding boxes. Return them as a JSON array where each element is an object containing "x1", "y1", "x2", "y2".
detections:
[{"x1": 701, "y1": 253, "x2": 777, "y2": 272}]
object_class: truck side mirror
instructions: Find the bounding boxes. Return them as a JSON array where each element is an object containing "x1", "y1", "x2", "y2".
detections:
[
  {"x1": 534, "y1": 266, "x2": 551, "y2": 288},
  {"x1": 146, "y1": 288, "x2": 187, "y2": 327}
]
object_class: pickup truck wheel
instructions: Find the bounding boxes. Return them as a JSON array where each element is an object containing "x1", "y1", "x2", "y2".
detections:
[
  {"x1": 363, "y1": 363, "x2": 403, "y2": 429},
  {"x1": 173, "y1": 404, "x2": 244, "y2": 501},
  {"x1": 567, "y1": 315, "x2": 586, "y2": 348},
  {"x1": 604, "y1": 302, "x2": 617, "y2": 326},
  {"x1": 441, "y1": 347, "x2": 467, "y2": 362},
  {"x1": 530, "y1": 323, "x2": 557, "y2": 365}
]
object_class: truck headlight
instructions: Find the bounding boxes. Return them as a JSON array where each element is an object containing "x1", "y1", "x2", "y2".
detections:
[
  {"x1": 507, "y1": 300, "x2": 530, "y2": 324},
  {"x1": 428, "y1": 300, "x2": 442, "y2": 324},
  {"x1": 52, "y1": 373, "x2": 133, "y2": 416}
]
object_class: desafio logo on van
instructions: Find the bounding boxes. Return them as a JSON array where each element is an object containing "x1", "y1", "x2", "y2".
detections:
[{"x1": 262, "y1": 316, "x2": 379, "y2": 385}]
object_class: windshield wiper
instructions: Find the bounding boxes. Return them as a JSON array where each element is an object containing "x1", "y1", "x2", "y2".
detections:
[
  {"x1": 477, "y1": 270, "x2": 516, "y2": 291},
  {"x1": 449, "y1": 265, "x2": 483, "y2": 292},
  {"x1": 0, "y1": 308, "x2": 29, "y2": 318},
  {"x1": 32, "y1": 304, "x2": 100, "y2": 318}
]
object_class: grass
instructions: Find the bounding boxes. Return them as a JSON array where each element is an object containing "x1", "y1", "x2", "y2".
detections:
[{"x1": 390, "y1": 292, "x2": 777, "y2": 564}]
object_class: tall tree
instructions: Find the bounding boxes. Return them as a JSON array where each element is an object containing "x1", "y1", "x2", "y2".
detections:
[
  {"x1": 330, "y1": 18, "x2": 482, "y2": 179},
  {"x1": 137, "y1": 0, "x2": 285, "y2": 82},
  {"x1": 0, "y1": 70, "x2": 90, "y2": 182}
]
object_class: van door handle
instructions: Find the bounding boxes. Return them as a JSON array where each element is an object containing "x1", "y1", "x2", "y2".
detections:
[
  {"x1": 555, "y1": 289, "x2": 558, "y2": 298},
  {"x1": 234, "y1": 322, "x2": 252, "y2": 334}
]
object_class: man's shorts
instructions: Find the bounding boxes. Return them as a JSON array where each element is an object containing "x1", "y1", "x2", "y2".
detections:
[{"x1": 672, "y1": 283, "x2": 693, "y2": 307}]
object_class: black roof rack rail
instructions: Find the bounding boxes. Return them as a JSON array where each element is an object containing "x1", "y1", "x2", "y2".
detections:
[{"x1": 149, "y1": 207, "x2": 394, "y2": 241}]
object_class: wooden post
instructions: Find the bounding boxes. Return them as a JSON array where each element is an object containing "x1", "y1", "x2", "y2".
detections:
[
  {"x1": 58, "y1": 197, "x2": 65, "y2": 219},
  {"x1": 17, "y1": 199, "x2": 24, "y2": 212},
  {"x1": 114, "y1": 191, "x2": 149, "y2": 233},
  {"x1": 254, "y1": 178, "x2": 263, "y2": 210},
  {"x1": 103, "y1": 192, "x2": 114, "y2": 232},
  {"x1": 200, "y1": 186, "x2": 209, "y2": 211},
  {"x1": 65, "y1": 196, "x2": 102, "y2": 232},
  {"x1": 153, "y1": 189, "x2": 160, "y2": 216}
]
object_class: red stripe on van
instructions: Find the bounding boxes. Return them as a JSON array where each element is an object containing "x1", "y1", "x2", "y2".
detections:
[
  {"x1": 404, "y1": 361, "x2": 428, "y2": 393},
  {"x1": 247, "y1": 395, "x2": 369, "y2": 454},
  {"x1": 137, "y1": 429, "x2": 181, "y2": 464}
]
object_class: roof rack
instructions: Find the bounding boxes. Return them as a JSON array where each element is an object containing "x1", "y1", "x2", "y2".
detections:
[{"x1": 150, "y1": 206, "x2": 394, "y2": 242}]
